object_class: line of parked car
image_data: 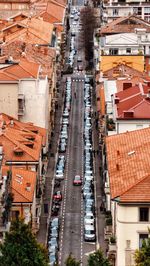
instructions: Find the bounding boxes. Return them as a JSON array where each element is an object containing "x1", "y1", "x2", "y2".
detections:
[
  {"x1": 83, "y1": 76, "x2": 96, "y2": 242},
  {"x1": 48, "y1": 217, "x2": 60, "y2": 265},
  {"x1": 48, "y1": 77, "x2": 72, "y2": 265}
]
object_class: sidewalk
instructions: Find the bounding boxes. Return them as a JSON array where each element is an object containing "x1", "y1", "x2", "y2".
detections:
[
  {"x1": 92, "y1": 83, "x2": 107, "y2": 253},
  {"x1": 37, "y1": 78, "x2": 65, "y2": 245}
]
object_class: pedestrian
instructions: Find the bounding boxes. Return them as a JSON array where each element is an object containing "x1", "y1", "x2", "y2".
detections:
[
  {"x1": 96, "y1": 150, "x2": 99, "y2": 156},
  {"x1": 74, "y1": 92, "x2": 76, "y2": 99}
]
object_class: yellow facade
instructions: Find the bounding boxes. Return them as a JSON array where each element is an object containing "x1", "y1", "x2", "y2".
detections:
[{"x1": 100, "y1": 55, "x2": 144, "y2": 73}]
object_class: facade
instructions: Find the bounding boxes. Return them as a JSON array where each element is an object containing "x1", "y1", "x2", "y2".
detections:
[
  {"x1": 105, "y1": 127, "x2": 150, "y2": 266},
  {"x1": 0, "y1": 59, "x2": 49, "y2": 133},
  {"x1": 102, "y1": 0, "x2": 150, "y2": 24}
]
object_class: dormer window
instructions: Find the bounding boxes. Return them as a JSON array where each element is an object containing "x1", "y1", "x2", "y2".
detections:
[{"x1": 14, "y1": 147, "x2": 24, "y2": 156}]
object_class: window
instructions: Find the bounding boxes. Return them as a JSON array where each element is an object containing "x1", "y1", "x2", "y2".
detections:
[
  {"x1": 139, "y1": 207, "x2": 149, "y2": 222},
  {"x1": 139, "y1": 234, "x2": 148, "y2": 249},
  {"x1": 126, "y1": 48, "x2": 131, "y2": 54},
  {"x1": 109, "y1": 48, "x2": 118, "y2": 55},
  {"x1": 113, "y1": 9, "x2": 118, "y2": 16}
]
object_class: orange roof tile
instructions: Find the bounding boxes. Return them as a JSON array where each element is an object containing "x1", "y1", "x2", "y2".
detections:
[
  {"x1": 46, "y1": 0, "x2": 65, "y2": 23},
  {"x1": 115, "y1": 84, "x2": 150, "y2": 119},
  {"x1": 106, "y1": 127, "x2": 150, "y2": 202},
  {"x1": 0, "y1": 113, "x2": 47, "y2": 162},
  {"x1": 2, "y1": 166, "x2": 36, "y2": 202},
  {"x1": 120, "y1": 175, "x2": 150, "y2": 203},
  {"x1": 100, "y1": 15, "x2": 150, "y2": 35}
]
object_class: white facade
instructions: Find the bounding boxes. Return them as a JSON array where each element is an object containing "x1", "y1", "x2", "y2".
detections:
[
  {"x1": 115, "y1": 120, "x2": 150, "y2": 134},
  {"x1": 103, "y1": 2, "x2": 150, "y2": 23},
  {"x1": 100, "y1": 32, "x2": 150, "y2": 56},
  {"x1": 19, "y1": 77, "x2": 49, "y2": 130},
  {"x1": 114, "y1": 203, "x2": 150, "y2": 266}
]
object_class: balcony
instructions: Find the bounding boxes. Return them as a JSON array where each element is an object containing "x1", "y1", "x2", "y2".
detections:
[
  {"x1": 18, "y1": 107, "x2": 25, "y2": 116},
  {"x1": 104, "y1": 182, "x2": 110, "y2": 194},
  {"x1": 18, "y1": 94, "x2": 25, "y2": 100}
]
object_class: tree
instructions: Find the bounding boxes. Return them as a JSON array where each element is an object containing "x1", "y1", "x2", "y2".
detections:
[
  {"x1": 134, "y1": 236, "x2": 150, "y2": 266},
  {"x1": 0, "y1": 218, "x2": 49, "y2": 266},
  {"x1": 87, "y1": 248, "x2": 111, "y2": 266},
  {"x1": 65, "y1": 253, "x2": 81, "y2": 266}
]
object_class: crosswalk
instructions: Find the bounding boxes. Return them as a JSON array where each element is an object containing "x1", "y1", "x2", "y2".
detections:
[{"x1": 72, "y1": 78, "x2": 85, "y2": 82}]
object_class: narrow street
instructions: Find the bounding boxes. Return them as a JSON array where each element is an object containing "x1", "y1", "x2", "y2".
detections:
[{"x1": 37, "y1": 0, "x2": 106, "y2": 265}]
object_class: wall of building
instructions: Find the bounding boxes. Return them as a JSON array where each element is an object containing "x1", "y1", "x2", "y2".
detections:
[
  {"x1": 100, "y1": 55, "x2": 144, "y2": 73},
  {"x1": 0, "y1": 83, "x2": 18, "y2": 118},
  {"x1": 116, "y1": 204, "x2": 150, "y2": 266},
  {"x1": 116, "y1": 120, "x2": 150, "y2": 134},
  {"x1": 19, "y1": 78, "x2": 49, "y2": 130}
]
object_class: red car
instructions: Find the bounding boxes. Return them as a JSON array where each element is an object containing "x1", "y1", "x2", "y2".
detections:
[
  {"x1": 73, "y1": 175, "x2": 82, "y2": 186},
  {"x1": 53, "y1": 191, "x2": 62, "y2": 201}
]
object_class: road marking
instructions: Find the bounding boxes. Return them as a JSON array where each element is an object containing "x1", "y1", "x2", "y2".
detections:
[{"x1": 84, "y1": 250, "x2": 96, "y2": 256}]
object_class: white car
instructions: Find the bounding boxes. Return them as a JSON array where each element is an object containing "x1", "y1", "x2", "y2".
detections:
[
  {"x1": 84, "y1": 224, "x2": 96, "y2": 242},
  {"x1": 55, "y1": 169, "x2": 64, "y2": 180},
  {"x1": 84, "y1": 212, "x2": 95, "y2": 225}
]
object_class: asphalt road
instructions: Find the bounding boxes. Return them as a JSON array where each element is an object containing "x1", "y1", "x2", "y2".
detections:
[{"x1": 58, "y1": 3, "x2": 96, "y2": 265}]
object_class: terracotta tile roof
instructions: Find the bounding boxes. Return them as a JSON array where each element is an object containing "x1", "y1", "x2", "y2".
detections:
[
  {"x1": 100, "y1": 15, "x2": 150, "y2": 35},
  {"x1": 1, "y1": 41, "x2": 55, "y2": 79},
  {"x1": 0, "y1": 113, "x2": 47, "y2": 146},
  {"x1": 115, "y1": 84, "x2": 150, "y2": 119},
  {"x1": 116, "y1": 76, "x2": 144, "y2": 92},
  {"x1": 103, "y1": 64, "x2": 144, "y2": 80},
  {"x1": 46, "y1": 0, "x2": 65, "y2": 23},
  {"x1": 0, "y1": 17, "x2": 54, "y2": 45},
  {"x1": 0, "y1": 72, "x2": 17, "y2": 81},
  {"x1": 2, "y1": 166, "x2": 36, "y2": 203},
  {"x1": 2, "y1": 58, "x2": 40, "y2": 79},
  {"x1": 0, "y1": 113, "x2": 47, "y2": 162},
  {"x1": 106, "y1": 127, "x2": 150, "y2": 202},
  {"x1": 120, "y1": 175, "x2": 150, "y2": 203}
]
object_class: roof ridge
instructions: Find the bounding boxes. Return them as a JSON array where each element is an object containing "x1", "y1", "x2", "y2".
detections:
[
  {"x1": 120, "y1": 173, "x2": 150, "y2": 197},
  {"x1": 28, "y1": 27, "x2": 51, "y2": 44},
  {"x1": 129, "y1": 98, "x2": 150, "y2": 111}
]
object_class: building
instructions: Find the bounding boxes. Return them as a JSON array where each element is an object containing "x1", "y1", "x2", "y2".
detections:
[
  {"x1": 105, "y1": 127, "x2": 150, "y2": 266},
  {"x1": 102, "y1": 0, "x2": 150, "y2": 24},
  {"x1": 0, "y1": 113, "x2": 47, "y2": 240},
  {"x1": 0, "y1": 59, "x2": 49, "y2": 134},
  {"x1": 113, "y1": 82, "x2": 150, "y2": 133}
]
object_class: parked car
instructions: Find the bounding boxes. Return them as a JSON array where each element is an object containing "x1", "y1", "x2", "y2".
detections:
[
  {"x1": 84, "y1": 224, "x2": 96, "y2": 242},
  {"x1": 53, "y1": 191, "x2": 62, "y2": 201}
]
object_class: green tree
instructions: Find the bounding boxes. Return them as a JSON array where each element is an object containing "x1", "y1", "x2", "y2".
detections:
[
  {"x1": 134, "y1": 236, "x2": 150, "y2": 266},
  {"x1": 0, "y1": 218, "x2": 49, "y2": 266},
  {"x1": 65, "y1": 253, "x2": 80, "y2": 266},
  {"x1": 87, "y1": 248, "x2": 111, "y2": 266}
]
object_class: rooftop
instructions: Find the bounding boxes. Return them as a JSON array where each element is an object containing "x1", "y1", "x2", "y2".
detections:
[
  {"x1": 115, "y1": 83, "x2": 150, "y2": 119},
  {"x1": 106, "y1": 127, "x2": 150, "y2": 203},
  {"x1": 100, "y1": 15, "x2": 150, "y2": 35}
]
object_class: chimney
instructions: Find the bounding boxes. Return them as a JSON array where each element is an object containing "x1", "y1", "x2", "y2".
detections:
[
  {"x1": 116, "y1": 164, "x2": 119, "y2": 171},
  {"x1": 26, "y1": 182, "x2": 31, "y2": 191},
  {"x1": 117, "y1": 150, "x2": 120, "y2": 156},
  {"x1": 123, "y1": 111, "x2": 134, "y2": 118},
  {"x1": 10, "y1": 119, "x2": 14, "y2": 126}
]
